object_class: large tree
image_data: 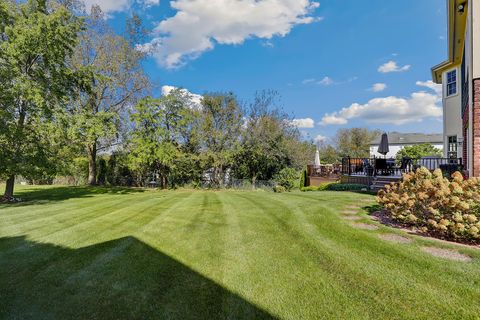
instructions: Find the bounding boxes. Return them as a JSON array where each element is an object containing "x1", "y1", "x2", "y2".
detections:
[
  {"x1": 0, "y1": 0, "x2": 83, "y2": 199},
  {"x1": 199, "y1": 92, "x2": 243, "y2": 187},
  {"x1": 334, "y1": 128, "x2": 381, "y2": 158},
  {"x1": 128, "y1": 89, "x2": 200, "y2": 188},
  {"x1": 67, "y1": 7, "x2": 149, "y2": 185},
  {"x1": 233, "y1": 91, "x2": 312, "y2": 184}
]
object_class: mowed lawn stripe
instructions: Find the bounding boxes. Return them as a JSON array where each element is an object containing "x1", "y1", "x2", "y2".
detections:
[
  {"x1": 1, "y1": 187, "x2": 480, "y2": 319},
  {"x1": 133, "y1": 191, "x2": 234, "y2": 317},
  {"x1": 234, "y1": 192, "x2": 374, "y2": 319},
  {"x1": 0, "y1": 194, "x2": 144, "y2": 237},
  {"x1": 278, "y1": 192, "x2": 480, "y2": 317},
  {"x1": 236, "y1": 192, "x2": 479, "y2": 319},
  {"x1": 40, "y1": 192, "x2": 193, "y2": 248},
  {"x1": 139, "y1": 192, "x2": 228, "y2": 273},
  {"x1": 281, "y1": 192, "x2": 480, "y2": 309}
]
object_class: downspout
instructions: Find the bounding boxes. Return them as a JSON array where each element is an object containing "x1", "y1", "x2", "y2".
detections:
[{"x1": 468, "y1": 0, "x2": 474, "y2": 175}]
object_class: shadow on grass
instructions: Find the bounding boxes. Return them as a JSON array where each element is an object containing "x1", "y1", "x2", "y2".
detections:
[
  {"x1": 1, "y1": 186, "x2": 146, "y2": 208},
  {"x1": 0, "y1": 236, "x2": 276, "y2": 320}
]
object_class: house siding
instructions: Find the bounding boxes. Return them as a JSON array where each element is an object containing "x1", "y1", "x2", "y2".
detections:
[{"x1": 473, "y1": 78, "x2": 480, "y2": 176}]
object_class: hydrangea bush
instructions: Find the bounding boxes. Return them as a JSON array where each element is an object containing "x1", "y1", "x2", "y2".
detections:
[{"x1": 377, "y1": 167, "x2": 480, "y2": 242}]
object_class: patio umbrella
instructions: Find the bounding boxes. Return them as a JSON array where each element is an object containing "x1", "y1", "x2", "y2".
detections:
[
  {"x1": 314, "y1": 149, "x2": 321, "y2": 166},
  {"x1": 378, "y1": 133, "x2": 390, "y2": 157}
]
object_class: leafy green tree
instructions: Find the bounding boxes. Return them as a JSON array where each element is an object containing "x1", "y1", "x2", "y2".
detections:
[
  {"x1": 199, "y1": 92, "x2": 243, "y2": 187},
  {"x1": 0, "y1": 0, "x2": 83, "y2": 199},
  {"x1": 396, "y1": 143, "x2": 442, "y2": 160},
  {"x1": 67, "y1": 6, "x2": 149, "y2": 185},
  {"x1": 233, "y1": 91, "x2": 314, "y2": 184},
  {"x1": 334, "y1": 128, "x2": 381, "y2": 158},
  {"x1": 233, "y1": 91, "x2": 289, "y2": 184},
  {"x1": 127, "y1": 89, "x2": 199, "y2": 188},
  {"x1": 318, "y1": 143, "x2": 340, "y2": 164}
]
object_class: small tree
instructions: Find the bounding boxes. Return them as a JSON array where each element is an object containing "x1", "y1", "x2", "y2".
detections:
[{"x1": 396, "y1": 143, "x2": 442, "y2": 160}]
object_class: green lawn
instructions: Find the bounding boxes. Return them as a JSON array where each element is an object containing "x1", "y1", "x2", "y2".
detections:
[{"x1": 1, "y1": 186, "x2": 479, "y2": 319}]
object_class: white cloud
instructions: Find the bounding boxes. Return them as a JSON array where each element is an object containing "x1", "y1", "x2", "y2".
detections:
[
  {"x1": 302, "y1": 78, "x2": 316, "y2": 84},
  {"x1": 378, "y1": 60, "x2": 411, "y2": 73},
  {"x1": 320, "y1": 81, "x2": 442, "y2": 126},
  {"x1": 302, "y1": 76, "x2": 356, "y2": 86},
  {"x1": 291, "y1": 118, "x2": 315, "y2": 128},
  {"x1": 262, "y1": 40, "x2": 274, "y2": 48},
  {"x1": 416, "y1": 80, "x2": 442, "y2": 95},
  {"x1": 81, "y1": 0, "x2": 160, "y2": 14},
  {"x1": 314, "y1": 135, "x2": 327, "y2": 143},
  {"x1": 161, "y1": 85, "x2": 203, "y2": 106},
  {"x1": 318, "y1": 76, "x2": 333, "y2": 86},
  {"x1": 319, "y1": 114, "x2": 348, "y2": 126},
  {"x1": 141, "y1": 0, "x2": 160, "y2": 7},
  {"x1": 371, "y1": 83, "x2": 387, "y2": 92},
  {"x1": 139, "y1": 0, "x2": 321, "y2": 68}
]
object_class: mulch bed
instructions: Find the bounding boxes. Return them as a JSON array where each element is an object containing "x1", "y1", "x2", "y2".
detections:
[{"x1": 371, "y1": 209, "x2": 480, "y2": 249}]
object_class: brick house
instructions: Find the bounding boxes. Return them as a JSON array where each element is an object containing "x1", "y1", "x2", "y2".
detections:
[{"x1": 432, "y1": 0, "x2": 480, "y2": 177}]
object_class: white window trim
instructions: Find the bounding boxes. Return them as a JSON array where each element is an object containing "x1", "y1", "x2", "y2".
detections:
[{"x1": 444, "y1": 67, "x2": 459, "y2": 98}]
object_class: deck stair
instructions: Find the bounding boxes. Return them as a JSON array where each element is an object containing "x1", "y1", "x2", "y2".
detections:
[{"x1": 370, "y1": 176, "x2": 402, "y2": 192}]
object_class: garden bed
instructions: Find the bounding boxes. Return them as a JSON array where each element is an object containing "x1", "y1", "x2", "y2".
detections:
[{"x1": 371, "y1": 209, "x2": 480, "y2": 248}]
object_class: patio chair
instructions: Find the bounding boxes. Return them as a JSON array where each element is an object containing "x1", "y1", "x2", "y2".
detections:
[
  {"x1": 393, "y1": 157, "x2": 412, "y2": 175},
  {"x1": 374, "y1": 158, "x2": 388, "y2": 176}
]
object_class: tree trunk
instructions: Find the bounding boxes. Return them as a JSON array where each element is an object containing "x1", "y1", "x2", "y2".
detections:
[
  {"x1": 4, "y1": 105, "x2": 27, "y2": 200},
  {"x1": 87, "y1": 143, "x2": 97, "y2": 186},
  {"x1": 161, "y1": 175, "x2": 167, "y2": 189},
  {"x1": 3, "y1": 175, "x2": 15, "y2": 200}
]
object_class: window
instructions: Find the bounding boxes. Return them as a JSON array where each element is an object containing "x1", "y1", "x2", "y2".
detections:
[
  {"x1": 446, "y1": 69, "x2": 457, "y2": 96},
  {"x1": 447, "y1": 136, "x2": 457, "y2": 158}
]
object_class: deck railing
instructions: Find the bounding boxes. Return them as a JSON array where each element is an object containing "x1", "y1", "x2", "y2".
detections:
[
  {"x1": 341, "y1": 157, "x2": 463, "y2": 177},
  {"x1": 307, "y1": 164, "x2": 341, "y2": 177}
]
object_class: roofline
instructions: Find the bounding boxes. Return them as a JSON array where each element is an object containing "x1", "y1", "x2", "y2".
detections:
[
  {"x1": 369, "y1": 142, "x2": 444, "y2": 146},
  {"x1": 431, "y1": 60, "x2": 454, "y2": 83},
  {"x1": 431, "y1": 0, "x2": 467, "y2": 83}
]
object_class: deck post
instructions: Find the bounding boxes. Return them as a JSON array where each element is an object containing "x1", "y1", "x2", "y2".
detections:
[{"x1": 347, "y1": 156, "x2": 351, "y2": 176}]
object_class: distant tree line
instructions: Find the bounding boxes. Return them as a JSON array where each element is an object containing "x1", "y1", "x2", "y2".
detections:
[{"x1": 0, "y1": 0, "x2": 314, "y2": 199}]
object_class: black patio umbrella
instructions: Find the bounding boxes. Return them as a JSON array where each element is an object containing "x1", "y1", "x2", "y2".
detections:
[{"x1": 378, "y1": 133, "x2": 390, "y2": 158}]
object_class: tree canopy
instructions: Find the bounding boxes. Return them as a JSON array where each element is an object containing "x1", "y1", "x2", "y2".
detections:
[
  {"x1": 0, "y1": 0, "x2": 83, "y2": 199},
  {"x1": 396, "y1": 143, "x2": 443, "y2": 160}
]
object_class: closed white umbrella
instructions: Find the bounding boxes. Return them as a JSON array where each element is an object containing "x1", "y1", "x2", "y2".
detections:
[{"x1": 314, "y1": 149, "x2": 321, "y2": 166}]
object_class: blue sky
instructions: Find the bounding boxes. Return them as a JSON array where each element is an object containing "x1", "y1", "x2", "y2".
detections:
[{"x1": 89, "y1": 0, "x2": 447, "y2": 143}]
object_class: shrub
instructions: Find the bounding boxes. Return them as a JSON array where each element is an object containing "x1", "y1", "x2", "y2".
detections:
[
  {"x1": 273, "y1": 185, "x2": 286, "y2": 193},
  {"x1": 300, "y1": 183, "x2": 336, "y2": 192},
  {"x1": 301, "y1": 186, "x2": 318, "y2": 192},
  {"x1": 377, "y1": 167, "x2": 480, "y2": 242},
  {"x1": 327, "y1": 183, "x2": 368, "y2": 191},
  {"x1": 299, "y1": 169, "x2": 307, "y2": 190},
  {"x1": 274, "y1": 168, "x2": 298, "y2": 191}
]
